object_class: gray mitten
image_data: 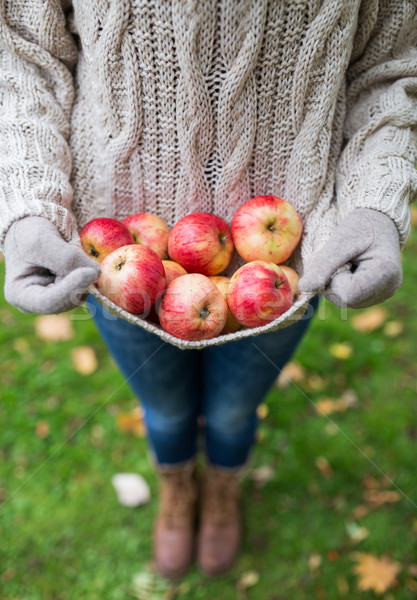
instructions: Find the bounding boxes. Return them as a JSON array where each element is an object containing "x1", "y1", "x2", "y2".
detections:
[
  {"x1": 298, "y1": 208, "x2": 402, "y2": 309},
  {"x1": 4, "y1": 216, "x2": 101, "y2": 314}
]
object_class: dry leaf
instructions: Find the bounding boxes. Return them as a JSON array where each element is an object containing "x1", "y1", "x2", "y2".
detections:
[
  {"x1": 34, "y1": 314, "x2": 74, "y2": 342},
  {"x1": 315, "y1": 390, "x2": 358, "y2": 416},
  {"x1": 315, "y1": 456, "x2": 333, "y2": 478},
  {"x1": 351, "y1": 307, "x2": 388, "y2": 332},
  {"x1": 251, "y1": 465, "x2": 275, "y2": 487},
  {"x1": 237, "y1": 570, "x2": 260, "y2": 592},
  {"x1": 256, "y1": 403, "x2": 269, "y2": 419},
  {"x1": 383, "y1": 321, "x2": 404, "y2": 338},
  {"x1": 337, "y1": 576, "x2": 349, "y2": 596},
  {"x1": 363, "y1": 489, "x2": 401, "y2": 506},
  {"x1": 362, "y1": 475, "x2": 382, "y2": 489},
  {"x1": 352, "y1": 553, "x2": 401, "y2": 594},
  {"x1": 13, "y1": 338, "x2": 29, "y2": 354},
  {"x1": 117, "y1": 406, "x2": 146, "y2": 437},
  {"x1": 71, "y1": 346, "x2": 98, "y2": 375},
  {"x1": 276, "y1": 361, "x2": 305, "y2": 388},
  {"x1": 308, "y1": 553, "x2": 322, "y2": 573},
  {"x1": 407, "y1": 564, "x2": 417, "y2": 577},
  {"x1": 112, "y1": 473, "x2": 151, "y2": 507},
  {"x1": 306, "y1": 374, "x2": 327, "y2": 391},
  {"x1": 330, "y1": 343, "x2": 352, "y2": 360},
  {"x1": 346, "y1": 521, "x2": 369, "y2": 544},
  {"x1": 35, "y1": 421, "x2": 50, "y2": 438}
]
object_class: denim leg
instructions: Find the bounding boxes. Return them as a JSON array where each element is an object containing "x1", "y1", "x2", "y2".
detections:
[
  {"x1": 202, "y1": 296, "x2": 320, "y2": 468},
  {"x1": 87, "y1": 296, "x2": 201, "y2": 464}
]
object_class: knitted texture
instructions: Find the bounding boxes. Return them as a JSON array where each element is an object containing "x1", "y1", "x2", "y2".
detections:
[{"x1": 1, "y1": 0, "x2": 417, "y2": 346}]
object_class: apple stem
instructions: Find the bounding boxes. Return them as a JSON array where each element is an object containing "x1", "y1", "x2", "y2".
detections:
[
  {"x1": 89, "y1": 247, "x2": 99, "y2": 258},
  {"x1": 275, "y1": 279, "x2": 285, "y2": 289},
  {"x1": 200, "y1": 305, "x2": 210, "y2": 320},
  {"x1": 218, "y1": 233, "x2": 228, "y2": 246},
  {"x1": 115, "y1": 258, "x2": 127, "y2": 271}
]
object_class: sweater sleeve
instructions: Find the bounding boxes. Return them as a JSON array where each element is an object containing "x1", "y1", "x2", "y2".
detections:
[
  {"x1": 0, "y1": 1, "x2": 79, "y2": 249},
  {"x1": 336, "y1": 0, "x2": 417, "y2": 247}
]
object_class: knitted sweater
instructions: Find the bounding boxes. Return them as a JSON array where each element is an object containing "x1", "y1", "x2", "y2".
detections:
[{"x1": 1, "y1": 1, "x2": 417, "y2": 277}]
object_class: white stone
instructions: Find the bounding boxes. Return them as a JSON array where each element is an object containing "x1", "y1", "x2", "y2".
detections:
[{"x1": 111, "y1": 473, "x2": 151, "y2": 507}]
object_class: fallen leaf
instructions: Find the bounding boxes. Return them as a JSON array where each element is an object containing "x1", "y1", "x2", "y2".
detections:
[
  {"x1": 315, "y1": 456, "x2": 333, "y2": 478},
  {"x1": 406, "y1": 578, "x2": 417, "y2": 593},
  {"x1": 35, "y1": 421, "x2": 50, "y2": 438},
  {"x1": 327, "y1": 550, "x2": 340, "y2": 562},
  {"x1": 351, "y1": 505, "x2": 370, "y2": 520},
  {"x1": 351, "y1": 307, "x2": 388, "y2": 332},
  {"x1": 276, "y1": 361, "x2": 305, "y2": 388},
  {"x1": 256, "y1": 403, "x2": 269, "y2": 419},
  {"x1": 117, "y1": 406, "x2": 146, "y2": 437},
  {"x1": 330, "y1": 343, "x2": 352, "y2": 360},
  {"x1": 315, "y1": 390, "x2": 358, "y2": 416},
  {"x1": 129, "y1": 569, "x2": 170, "y2": 599},
  {"x1": 407, "y1": 564, "x2": 417, "y2": 577},
  {"x1": 383, "y1": 320, "x2": 404, "y2": 338},
  {"x1": 363, "y1": 489, "x2": 401, "y2": 506},
  {"x1": 34, "y1": 314, "x2": 74, "y2": 342},
  {"x1": 306, "y1": 374, "x2": 327, "y2": 391},
  {"x1": 346, "y1": 521, "x2": 369, "y2": 544},
  {"x1": 71, "y1": 346, "x2": 98, "y2": 375},
  {"x1": 308, "y1": 553, "x2": 322, "y2": 573},
  {"x1": 352, "y1": 553, "x2": 401, "y2": 594},
  {"x1": 237, "y1": 570, "x2": 260, "y2": 592},
  {"x1": 112, "y1": 473, "x2": 151, "y2": 507},
  {"x1": 251, "y1": 465, "x2": 275, "y2": 487},
  {"x1": 362, "y1": 475, "x2": 382, "y2": 490}
]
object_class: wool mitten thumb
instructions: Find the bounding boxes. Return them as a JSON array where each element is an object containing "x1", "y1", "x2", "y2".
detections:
[
  {"x1": 298, "y1": 208, "x2": 402, "y2": 309},
  {"x1": 3, "y1": 216, "x2": 101, "y2": 314}
]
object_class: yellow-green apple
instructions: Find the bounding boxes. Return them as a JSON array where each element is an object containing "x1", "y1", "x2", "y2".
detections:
[
  {"x1": 121, "y1": 213, "x2": 170, "y2": 259},
  {"x1": 168, "y1": 212, "x2": 234, "y2": 276},
  {"x1": 231, "y1": 195, "x2": 302, "y2": 264},
  {"x1": 227, "y1": 261, "x2": 293, "y2": 328},
  {"x1": 209, "y1": 276, "x2": 241, "y2": 334},
  {"x1": 147, "y1": 260, "x2": 188, "y2": 324},
  {"x1": 79, "y1": 217, "x2": 134, "y2": 263},
  {"x1": 279, "y1": 265, "x2": 299, "y2": 299},
  {"x1": 97, "y1": 245, "x2": 166, "y2": 315},
  {"x1": 159, "y1": 273, "x2": 228, "y2": 341},
  {"x1": 162, "y1": 260, "x2": 188, "y2": 285}
]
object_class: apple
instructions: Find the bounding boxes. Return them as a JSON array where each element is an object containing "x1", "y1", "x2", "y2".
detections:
[
  {"x1": 97, "y1": 245, "x2": 166, "y2": 315},
  {"x1": 162, "y1": 260, "x2": 188, "y2": 286},
  {"x1": 168, "y1": 212, "x2": 234, "y2": 276},
  {"x1": 279, "y1": 265, "x2": 299, "y2": 299},
  {"x1": 231, "y1": 195, "x2": 302, "y2": 264},
  {"x1": 79, "y1": 217, "x2": 135, "y2": 263},
  {"x1": 208, "y1": 276, "x2": 241, "y2": 334},
  {"x1": 121, "y1": 213, "x2": 170, "y2": 259},
  {"x1": 227, "y1": 261, "x2": 293, "y2": 328},
  {"x1": 159, "y1": 273, "x2": 228, "y2": 341},
  {"x1": 147, "y1": 260, "x2": 188, "y2": 324}
]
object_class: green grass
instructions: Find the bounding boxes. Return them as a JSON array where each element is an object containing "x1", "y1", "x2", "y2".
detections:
[{"x1": 1, "y1": 228, "x2": 417, "y2": 599}]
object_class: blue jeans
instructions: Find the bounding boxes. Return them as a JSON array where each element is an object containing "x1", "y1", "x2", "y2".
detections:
[{"x1": 88, "y1": 295, "x2": 319, "y2": 468}]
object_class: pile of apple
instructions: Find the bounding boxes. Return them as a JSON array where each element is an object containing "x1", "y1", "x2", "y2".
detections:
[{"x1": 79, "y1": 196, "x2": 303, "y2": 341}]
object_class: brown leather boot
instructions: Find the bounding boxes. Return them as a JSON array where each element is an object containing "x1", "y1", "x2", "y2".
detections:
[
  {"x1": 154, "y1": 461, "x2": 198, "y2": 580},
  {"x1": 197, "y1": 464, "x2": 243, "y2": 576}
]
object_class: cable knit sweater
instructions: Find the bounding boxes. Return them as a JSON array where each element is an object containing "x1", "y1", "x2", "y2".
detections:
[{"x1": 1, "y1": 1, "x2": 417, "y2": 337}]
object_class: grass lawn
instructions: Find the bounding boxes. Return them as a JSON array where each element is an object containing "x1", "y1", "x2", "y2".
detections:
[{"x1": 1, "y1": 225, "x2": 417, "y2": 599}]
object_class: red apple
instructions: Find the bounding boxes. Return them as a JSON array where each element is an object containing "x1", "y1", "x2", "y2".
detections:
[
  {"x1": 97, "y1": 245, "x2": 166, "y2": 315},
  {"x1": 79, "y1": 217, "x2": 135, "y2": 263},
  {"x1": 227, "y1": 261, "x2": 293, "y2": 328},
  {"x1": 121, "y1": 213, "x2": 170, "y2": 259},
  {"x1": 162, "y1": 260, "x2": 188, "y2": 286},
  {"x1": 159, "y1": 273, "x2": 228, "y2": 341},
  {"x1": 279, "y1": 265, "x2": 299, "y2": 299},
  {"x1": 231, "y1": 195, "x2": 302, "y2": 264},
  {"x1": 209, "y1": 276, "x2": 241, "y2": 334},
  {"x1": 168, "y1": 212, "x2": 234, "y2": 276}
]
